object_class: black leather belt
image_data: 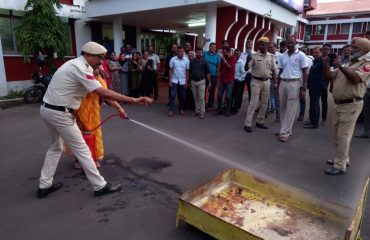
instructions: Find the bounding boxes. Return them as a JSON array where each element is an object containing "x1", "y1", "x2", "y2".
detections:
[
  {"x1": 252, "y1": 76, "x2": 269, "y2": 81},
  {"x1": 42, "y1": 102, "x2": 73, "y2": 112},
  {"x1": 334, "y1": 97, "x2": 362, "y2": 105}
]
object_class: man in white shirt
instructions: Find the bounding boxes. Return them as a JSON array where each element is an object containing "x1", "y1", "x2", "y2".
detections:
[
  {"x1": 148, "y1": 45, "x2": 161, "y2": 100},
  {"x1": 230, "y1": 49, "x2": 246, "y2": 114},
  {"x1": 168, "y1": 46, "x2": 190, "y2": 117},
  {"x1": 38, "y1": 42, "x2": 152, "y2": 198},
  {"x1": 268, "y1": 42, "x2": 282, "y2": 121},
  {"x1": 277, "y1": 36, "x2": 308, "y2": 142},
  {"x1": 241, "y1": 40, "x2": 256, "y2": 103}
]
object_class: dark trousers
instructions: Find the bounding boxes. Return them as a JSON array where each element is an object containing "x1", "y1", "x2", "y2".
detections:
[
  {"x1": 309, "y1": 89, "x2": 322, "y2": 126},
  {"x1": 245, "y1": 73, "x2": 252, "y2": 103},
  {"x1": 364, "y1": 90, "x2": 370, "y2": 136},
  {"x1": 218, "y1": 82, "x2": 234, "y2": 112},
  {"x1": 231, "y1": 80, "x2": 245, "y2": 112},
  {"x1": 169, "y1": 83, "x2": 185, "y2": 112},
  {"x1": 321, "y1": 88, "x2": 328, "y2": 120},
  {"x1": 207, "y1": 76, "x2": 217, "y2": 108},
  {"x1": 299, "y1": 96, "x2": 306, "y2": 117},
  {"x1": 153, "y1": 70, "x2": 158, "y2": 98}
]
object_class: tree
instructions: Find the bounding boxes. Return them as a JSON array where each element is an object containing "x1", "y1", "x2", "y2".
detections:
[{"x1": 14, "y1": 0, "x2": 69, "y2": 70}]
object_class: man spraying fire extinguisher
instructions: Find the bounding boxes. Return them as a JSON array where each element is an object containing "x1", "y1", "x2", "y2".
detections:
[{"x1": 38, "y1": 41, "x2": 152, "y2": 198}]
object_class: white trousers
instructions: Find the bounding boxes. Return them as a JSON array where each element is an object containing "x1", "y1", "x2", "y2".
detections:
[
  {"x1": 279, "y1": 80, "x2": 300, "y2": 137},
  {"x1": 39, "y1": 106, "x2": 106, "y2": 191}
]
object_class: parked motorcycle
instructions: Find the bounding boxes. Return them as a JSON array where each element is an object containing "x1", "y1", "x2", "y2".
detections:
[{"x1": 23, "y1": 69, "x2": 52, "y2": 103}]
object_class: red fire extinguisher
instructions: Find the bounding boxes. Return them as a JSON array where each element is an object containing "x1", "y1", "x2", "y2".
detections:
[{"x1": 83, "y1": 114, "x2": 121, "y2": 164}]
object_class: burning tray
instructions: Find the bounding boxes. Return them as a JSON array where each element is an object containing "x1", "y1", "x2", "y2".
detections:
[{"x1": 177, "y1": 168, "x2": 368, "y2": 240}]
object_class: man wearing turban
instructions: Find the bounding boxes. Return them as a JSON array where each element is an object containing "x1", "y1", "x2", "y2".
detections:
[{"x1": 323, "y1": 37, "x2": 370, "y2": 175}]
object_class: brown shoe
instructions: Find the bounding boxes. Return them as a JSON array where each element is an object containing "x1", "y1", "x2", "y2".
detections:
[{"x1": 168, "y1": 111, "x2": 174, "y2": 117}]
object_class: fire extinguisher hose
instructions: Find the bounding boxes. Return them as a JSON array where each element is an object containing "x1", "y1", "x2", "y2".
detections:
[{"x1": 85, "y1": 114, "x2": 121, "y2": 132}]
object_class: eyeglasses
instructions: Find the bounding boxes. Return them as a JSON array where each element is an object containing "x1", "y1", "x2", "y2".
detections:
[{"x1": 90, "y1": 54, "x2": 105, "y2": 60}]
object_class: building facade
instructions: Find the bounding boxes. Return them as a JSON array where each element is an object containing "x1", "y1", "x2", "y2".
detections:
[
  {"x1": 0, "y1": 0, "x2": 317, "y2": 96},
  {"x1": 305, "y1": 0, "x2": 370, "y2": 53}
]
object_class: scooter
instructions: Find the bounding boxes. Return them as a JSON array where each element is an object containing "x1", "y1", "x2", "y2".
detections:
[{"x1": 23, "y1": 68, "x2": 52, "y2": 103}]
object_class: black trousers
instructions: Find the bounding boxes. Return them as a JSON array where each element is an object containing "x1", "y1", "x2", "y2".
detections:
[
  {"x1": 321, "y1": 88, "x2": 328, "y2": 120},
  {"x1": 153, "y1": 70, "x2": 158, "y2": 98},
  {"x1": 309, "y1": 89, "x2": 322, "y2": 126},
  {"x1": 231, "y1": 80, "x2": 245, "y2": 111}
]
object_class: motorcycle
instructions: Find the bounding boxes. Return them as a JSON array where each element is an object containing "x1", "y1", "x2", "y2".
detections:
[{"x1": 23, "y1": 68, "x2": 52, "y2": 103}]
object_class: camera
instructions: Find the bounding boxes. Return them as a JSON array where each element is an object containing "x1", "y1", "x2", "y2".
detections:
[{"x1": 327, "y1": 53, "x2": 337, "y2": 66}]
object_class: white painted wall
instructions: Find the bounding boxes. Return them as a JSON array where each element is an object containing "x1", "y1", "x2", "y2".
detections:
[
  {"x1": 75, "y1": 20, "x2": 92, "y2": 54},
  {"x1": 0, "y1": 37, "x2": 8, "y2": 96},
  {"x1": 7, "y1": 80, "x2": 33, "y2": 93},
  {"x1": 225, "y1": 0, "x2": 298, "y2": 27},
  {"x1": 85, "y1": 0, "x2": 219, "y2": 18},
  {"x1": 0, "y1": 0, "x2": 86, "y2": 19}
]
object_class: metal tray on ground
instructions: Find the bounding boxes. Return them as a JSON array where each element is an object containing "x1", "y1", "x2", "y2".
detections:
[{"x1": 176, "y1": 168, "x2": 368, "y2": 240}]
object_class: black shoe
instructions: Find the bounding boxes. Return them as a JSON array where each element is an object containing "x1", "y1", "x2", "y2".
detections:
[
  {"x1": 326, "y1": 159, "x2": 349, "y2": 167},
  {"x1": 256, "y1": 123, "x2": 268, "y2": 129},
  {"x1": 244, "y1": 126, "x2": 252, "y2": 133},
  {"x1": 225, "y1": 112, "x2": 230, "y2": 117},
  {"x1": 274, "y1": 132, "x2": 280, "y2": 136},
  {"x1": 303, "y1": 124, "x2": 318, "y2": 129},
  {"x1": 37, "y1": 182, "x2": 63, "y2": 198},
  {"x1": 94, "y1": 182, "x2": 122, "y2": 197},
  {"x1": 324, "y1": 167, "x2": 345, "y2": 175}
]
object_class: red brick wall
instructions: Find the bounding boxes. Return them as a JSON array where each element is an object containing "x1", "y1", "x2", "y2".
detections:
[{"x1": 4, "y1": 57, "x2": 73, "y2": 81}]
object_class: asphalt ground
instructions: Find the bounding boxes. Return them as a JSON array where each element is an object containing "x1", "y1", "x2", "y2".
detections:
[{"x1": 0, "y1": 91, "x2": 369, "y2": 240}]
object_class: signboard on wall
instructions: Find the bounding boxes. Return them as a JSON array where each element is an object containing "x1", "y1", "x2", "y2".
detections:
[{"x1": 274, "y1": 0, "x2": 304, "y2": 13}]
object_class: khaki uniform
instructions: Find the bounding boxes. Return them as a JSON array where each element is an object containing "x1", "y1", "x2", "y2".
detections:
[
  {"x1": 244, "y1": 52, "x2": 275, "y2": 127},
  {"x1": 331, "y1": 54, "x2": 370, "y2": 171},
  {"x1": 40, "y1": 56, "x2": 107, "y2": 191}
]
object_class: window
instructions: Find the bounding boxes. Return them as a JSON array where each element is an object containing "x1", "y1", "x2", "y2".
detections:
[
  {"x1": 0, "y1": 9, "x2": 23, "y2": 54},
  {"x1": 353, "y1": 22, "x2": 363, "y2": 33},
  {"x1": 340, "y1": 23, "x2": 350, "y2": 34},
  {"x1": 327, "y1": 24, "x2": 336, "y2": 35},
  {"x1": 315, "y1": 25, "x2": 325, "y2": 35},
  {"x1": 367, "y1": 22, "x2": 370, "y2": 31}
]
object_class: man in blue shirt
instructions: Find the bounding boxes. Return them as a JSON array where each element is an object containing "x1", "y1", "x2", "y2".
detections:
[
  {"x1": 168, "y1": 46, "x2": 190, "y2": 117},
  {"x1": 304, "y1": 47, "x2": 325, "y2": 129},
  {"x1": 204, "y1": 42, "x2": 221, "y2": 110}
]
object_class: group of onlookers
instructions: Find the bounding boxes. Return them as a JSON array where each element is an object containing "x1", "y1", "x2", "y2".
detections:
[
  {"x1": 164, "y1": 33, "x2": 370, "y2": 177},
  {"x1": 99, "y1": 44, "x2": 160, "y2": 99}
]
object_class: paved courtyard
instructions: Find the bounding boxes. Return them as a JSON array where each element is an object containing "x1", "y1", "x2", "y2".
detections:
[{"x1": 0, "y1": 92, "x2": 369, "y2": 239}]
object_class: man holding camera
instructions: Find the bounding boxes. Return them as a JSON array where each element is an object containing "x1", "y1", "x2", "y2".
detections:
[{"x1": 323, "y1": 37, "x2": 370, "y2": 175}]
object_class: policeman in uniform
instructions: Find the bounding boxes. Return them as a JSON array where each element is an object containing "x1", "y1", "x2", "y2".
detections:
[
  {"x1": 323, "y1": 37, "x2": 370, "y2": 175},
  {"x1": 244, "y1": 37, "x2": 276, "y2": 132},
  {"x1": 38, "y1": 42, "x2": 152, "y2": 198}
]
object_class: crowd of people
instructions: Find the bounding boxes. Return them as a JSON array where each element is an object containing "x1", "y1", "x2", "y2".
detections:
[{"x1": 100, "y1": 32, "x2": 370, "y2": 177}]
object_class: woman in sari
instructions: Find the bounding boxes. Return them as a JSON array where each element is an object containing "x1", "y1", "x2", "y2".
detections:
[
  {"x1": 118, "y1": 53, "x2": 130, "y2": 96},
  {"x1": 107, "y1": 51, "x2": 121, "y2": 93},
  {"x1": 72, "y1": 68, "x2": 126, "y2": 168}
]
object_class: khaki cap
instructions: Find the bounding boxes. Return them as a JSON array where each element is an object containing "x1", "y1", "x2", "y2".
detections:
[
  {"x1": 257, "y1": 37, "x2": 270, "y2": 44},
  {"x1": 81, "y1": 41, "x2": 107, "y2": 55}
]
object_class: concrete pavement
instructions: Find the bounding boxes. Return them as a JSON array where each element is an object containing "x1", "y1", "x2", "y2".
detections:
[{"x1": 0, "y1": 97, "x2": 369, "y2": 239}]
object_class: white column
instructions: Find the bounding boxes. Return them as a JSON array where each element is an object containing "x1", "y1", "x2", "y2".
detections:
[
  {"x1": 204, "y1": 4, "x2": 217, "y2": 50},
  {"x1": 136, "y1": 26, "x2": 142, "y2": 53},
  {"x1": 0, "y1": 37, "x2": 8, "y2": 97},
  {"x1": 74, "y1": 20, "x2": 92, "y2": 55},
  {"x1": 113, "y1": 15, "x2": 123, "y2": 53}
]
